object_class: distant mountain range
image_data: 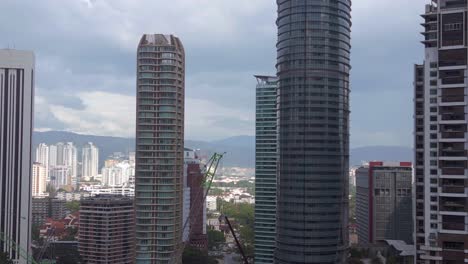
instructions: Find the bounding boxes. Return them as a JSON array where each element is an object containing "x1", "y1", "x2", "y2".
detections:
[{"x1": 33, "y1": 131, "x2": 412, "y2": 168}]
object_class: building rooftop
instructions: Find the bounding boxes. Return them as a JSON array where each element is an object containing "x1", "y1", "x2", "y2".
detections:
[{"x1": 384, "y1": 240, "x2": 415, "y2": 256}]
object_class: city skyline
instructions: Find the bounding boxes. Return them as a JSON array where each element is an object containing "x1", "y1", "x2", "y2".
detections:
[
  {"x1": 1, "y1": 0, "x2": 426, "y2": 147},
  {"x1": 1, "y1": 1, "x2": 467, "y2": 264}
]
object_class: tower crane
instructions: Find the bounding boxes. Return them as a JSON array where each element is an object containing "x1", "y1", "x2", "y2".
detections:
[{"x1": 171, "y1": 152, "x2": 224, "y2": 264}]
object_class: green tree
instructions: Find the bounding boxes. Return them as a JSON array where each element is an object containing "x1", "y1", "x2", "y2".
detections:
[
  {"x1": 65, "y1": 201, "x2": 80, "y2": 213},
  {"x1": 387, "y1": 256, "x2": 398, "y2": 264},
  {"x1": 31, "y1": 224, "x2": 41, "y2": 242},
  {"x1": 0, "y1": 252, "x2": 13, "y2": 264},
  {"x1": 209, "y1": 188, "x2": 224, "y2": 196},
  {"x1": 60, "y1": 227, "x2": 78, "y2": 241},
  {"x1": 349, "y1": 247, "x2": 362, "y2": 258},
  {"x1": 207, "y1": 230, "x2": 225, "y2": 249},
  {"x1": 182, "y1": 246, "x2": 217, "y2": 264}
]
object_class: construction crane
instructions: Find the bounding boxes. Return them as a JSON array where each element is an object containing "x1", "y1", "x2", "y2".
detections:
[
  {"x1": 219, "y1": 215, "x2": 250, "y2": 264},
  {"x1": 35, "y1": 227, "x2": 56, "y2": 262},
  {"x1": 171, "y1": 152, "x2": 225, "y2": 264}
]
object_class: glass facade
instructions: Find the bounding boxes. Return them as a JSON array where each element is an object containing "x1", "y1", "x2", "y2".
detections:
[
  {"x1": 254, "y1": 76, "x2": 278, "y2": 264},
  {"x1": 275, "y1": 0, "x2": 352, "y2": 263},
  {"x1": 135, "y1": 34, "x2": 185, "y2": 264}
]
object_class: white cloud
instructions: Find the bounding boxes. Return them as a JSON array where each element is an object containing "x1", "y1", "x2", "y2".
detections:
[
  {"x1": 186, "y1": 98, "x2": 253, "y2": 141},
  {"x1": 40, "y1": 91, "x2": 252, "y2": 140},
  {"x1": 48, "y1": 91, "x2": 135, "y2": 137}
]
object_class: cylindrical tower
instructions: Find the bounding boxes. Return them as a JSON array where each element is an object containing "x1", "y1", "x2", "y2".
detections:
[
  {"x1": 275, "y1": 1, "x2": 352, "y2": 263},
  {"x1": 135, "y1": 34, "x2": 185, "y2": 263}
]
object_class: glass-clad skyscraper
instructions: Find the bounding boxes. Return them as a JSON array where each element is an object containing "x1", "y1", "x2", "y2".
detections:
[
  {"x1": 275, "y1": 1, "x2": 352, "y2": 263},
  {"x1": 254, "y1": 75, "x2": 278, "y2": 263},
  {"x1": 135, "y1": 34, "x2": 185, "y2": 264}
]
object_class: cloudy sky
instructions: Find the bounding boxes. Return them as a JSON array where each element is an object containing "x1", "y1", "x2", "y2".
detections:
[{"x1": 1, "y1": 0, "x2": 426, "y2": 147}]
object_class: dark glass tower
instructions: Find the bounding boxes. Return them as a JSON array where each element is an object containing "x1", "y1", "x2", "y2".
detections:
[{"x1": 275, "y1": 1, "x2": 352, "y2": 263}]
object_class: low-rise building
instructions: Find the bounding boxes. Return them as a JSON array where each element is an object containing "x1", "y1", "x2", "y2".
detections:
[
  {"x1": 32, "y1": 197, "x2": 68, "y2": 226},
  {"x1": 79, "y1": 195, "x2": 134, "y2": 264}
]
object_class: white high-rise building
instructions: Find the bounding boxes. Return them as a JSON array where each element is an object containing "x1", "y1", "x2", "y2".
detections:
[
  {"x1": 101, "y1": 160, "x2": 135, "y2": 187},
  {"x1": 35, "y1": 143, "x2": 50, "y2": 180},
  {"x1": 415, "y1": 1, "x2": 468, "y2": 263},
  {"x1": 0, "y1": 49, "x2": 35, "y2": 264},
  {"x1": 102, "y1": 166, "x2": 123, "y2": 187},
  {"x1": 50, "y1": 166, "x2": 70, "y2": 189},
  {"x1": 82, "y1": 142, "x2": 99, "y2": 178},
  {"x1": 49, "y1": 144, "x2": 58, "y2": 167},
  {"x1": 32, "y1": 163, "x2": 47, "y2": 197},
  {"x1": 63, "y1": 142, "x2": 78, "y2": 184},
  {"x1": 56, "y1": 142, "x2": 65, "y2": 166}
]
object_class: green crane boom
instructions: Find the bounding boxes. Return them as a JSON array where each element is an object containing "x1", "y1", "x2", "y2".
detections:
[{"x1": 171, "y1": 152, "x2": 225, "y2": 264}]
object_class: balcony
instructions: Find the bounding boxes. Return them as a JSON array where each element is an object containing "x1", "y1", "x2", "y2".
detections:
[
  {"x1": 441, "y1": 114, "x2": 465, "y2": 121},
  {"x1": 441, "y1": 132, "x2": 465, "y2": 139},
  {"x1": 442, "y1": 222, "x2": 465, "y2": 231},
  {"x1": 441, "y1": 95, "x2": 465, "y2": 103},
  {"x1": 441, "y1": 168, "x2": 465, "y2": 175},
  {"x1": 440, "y1": 203, "x2": 465, "y2": 212},
  {"x1": 442, "y1": 186, "x2": 465, "y2": 194},
  {"x1": 440, "y1": 197, "x2": 466, "y2": 213},
  {"x1": 441, "y1": 77, "x2": 464, "y2": 85},
  {"x1": 439, "y1": 149, "x2": 467, "y2": 157}
]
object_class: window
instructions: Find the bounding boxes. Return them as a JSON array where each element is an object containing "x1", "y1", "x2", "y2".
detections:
[{"x1": 444, "y1": 23, "x2": 462, "y2": 31}]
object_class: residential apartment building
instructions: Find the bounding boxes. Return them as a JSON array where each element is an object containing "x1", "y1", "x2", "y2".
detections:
[
  {"x1": 415, "y1": 1, "x2": 468, "y2": 263},
  {"x1": 356, "y1": 162, "x2": 413, "y2": 246},
  {"x1": 135, "y1": 34, "x2": 185, "y2": 263},
  {"x1": 0, "y1": 49, "x2": 35, "y2": 264},
  {"x1": 32, "y1": 197, "x2": 67, "y2": 226},
  {"x1": 32, "y1": 162, "x2": 47, "y2": 197},
  {"x1": 63, "y1": 142, "x2": 78, "y2": 184},
  {"x1": 275, "y1": 1, "x2": 352, "y2": 263},
  {"x1": 254, "y1": 75, "x2": 278, "y2": 264},
  {"x1": 50, "y1": 166, "x2": 70, "y2": 189},
  {"x1": 35, "y1": 143, "x2": 50, "y2": 179},
  {"x1": 79, "y1": 195, "x2": 134, "y2": 264},
  {"x1": 82, "y1": 142, "x2": 99, "y2": 178}
]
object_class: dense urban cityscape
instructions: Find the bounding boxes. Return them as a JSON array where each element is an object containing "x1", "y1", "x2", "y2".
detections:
[{"x1": 1, "y1": 0, "x2": 467, "y2": 264}]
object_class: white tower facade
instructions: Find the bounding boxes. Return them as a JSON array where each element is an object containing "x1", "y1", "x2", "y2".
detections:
[
  {"x1": 32, "y1": 163, "x2": 47, "y2": 197},
  {"x1": 82, "y1": 142, "x2": 99, "y2": 178}
]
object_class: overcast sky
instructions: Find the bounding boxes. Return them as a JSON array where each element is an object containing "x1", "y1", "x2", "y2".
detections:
[{"x1": 1, "y1": 0, "x2": 427, "y2": 146}]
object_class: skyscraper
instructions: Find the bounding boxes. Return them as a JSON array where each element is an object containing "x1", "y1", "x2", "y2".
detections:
[
  {"x1": 32, "y1": 162, "x2": 47, "y2": 197},
  {"x1": 415, "y1": 1, "x2": 468, "y2": 263},
  {"x1": 56, "y1": 142, "x2": 65, "y2": 166},
  {"x1": 275, "y1": 1, "x2": 352, "y2": 263},
  {"x1": 49, "y1": 144, "x2": 58, "y2": 167},
  {"x1": 63, "y1": 142, "x2": 78, "y2": 185},
  {"x1": 254, "y1": 75, "x2": 278, "y2": 264},
  {"x1": 82, "y1": 142, "x2": 99, "y2": 178},
  {"x1": 79, "y1": 195, "x2": 134, "y2": 264},
  {"x1": 35, "y1": 143, "x2": 49, "y2": 171},
  {"x1": 0, "y1": 49, "x2": 35, "y2": 264},
  {"x1": 135, "y1": 34, "x2": 185, "y2": 263}
]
